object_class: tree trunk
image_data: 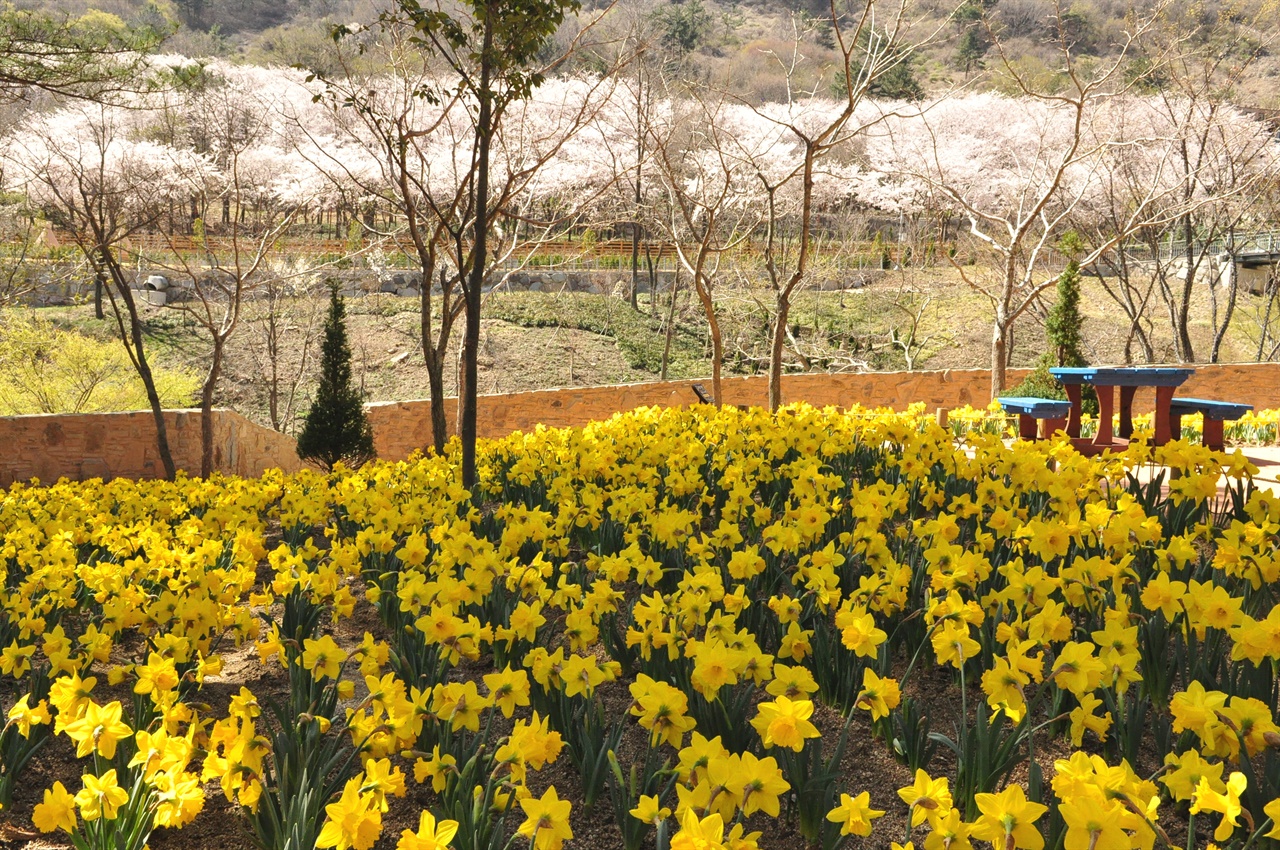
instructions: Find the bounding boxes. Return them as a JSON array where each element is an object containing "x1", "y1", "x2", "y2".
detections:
[
  {"x1": 200, "y1": 339, "x2": 223, "y2": 477},
  {"x1": 990, "y1": 314, "x2": 1009, "y2": 400},
  {"x1": 1123, "y1": 315, "x2": 1155, "y2": 365},
  {"x1": 646, "y1": 245, "x2": 658, "y2": 316},
  {"x1": 630, "y1": 77, "x2": 644, "y2": 313},
  {"x1": 266, "y1": 301, "x2": 282, "y2": 431},
  {"x1": 709, "y1": 312, "x2": 723, "y2": 407},
  {"x1": 661, "y1": 265, "x2": 678, "y2": 380},
  {"x1": 428, "y1": 355, "x2": 448, "y2": 453},
  {"x1": 692, "y1": 273, "x2": 723, "y2": 406},
  {"x1": 768, "y1": 295, "x2": 790, "y2": 412},
  {"x1": 630, "y1": 219, "x2": 641, "y2": 311},
  {"x1": 1257, "y1": 274, "x2": 1279, "y2": 361},
  {"x1": 1177, "y1": 215, "x2": 1196, "y2": 362},
  {"x1": 460, "y1": 12, "x2": 495, "y2": 489},
  {"x1": 420, "y1": 264, "x2": 450, "y2": 455},
  {"x1": 765, "y1": 146, "x2": 818, "y2": 413},
  {"x1": 1210, "y1": 257, "x2": 1239, "y2": 363},
  {"x1": 422, "y1": 336, "x2": 449, "y2": 455},
  {"x1": 104, "y1": 257, "x2": 177, "y2": 479}
]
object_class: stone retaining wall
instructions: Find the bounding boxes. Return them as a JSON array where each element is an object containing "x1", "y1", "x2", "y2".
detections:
[
  {"x1": 211, "y1": 411, "x2": 309, "y2": 479},
  {"x1": 16, "y1": 265, "x2": 888, "y2": 307}
]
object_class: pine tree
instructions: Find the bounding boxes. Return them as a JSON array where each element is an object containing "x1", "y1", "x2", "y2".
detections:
[
  {"x1": 296, "y1": 285, "x2": 374, "y2": 470},
  {"x1": 1011, "y1": 259, "x2": 1096, "y2": 412},
  {"x1": 1045, "y1": 259, "x2": 1086, "y2": 369}
]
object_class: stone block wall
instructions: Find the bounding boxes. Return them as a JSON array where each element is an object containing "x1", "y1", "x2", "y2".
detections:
[{"x1": 211, "y1": 411, "x2": 308, "y2": 479}]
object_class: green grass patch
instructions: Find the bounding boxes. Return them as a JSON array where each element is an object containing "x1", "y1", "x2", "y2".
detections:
[{"x1": 486, "y1": 292, "x2": 710, "y2": 378}]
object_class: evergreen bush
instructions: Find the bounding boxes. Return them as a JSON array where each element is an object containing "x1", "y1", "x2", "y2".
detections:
[
  {"x1": 296, "y1": 285, "x2": 375, "y2": 470},
  {"x1": 1010, "y1": 258, "x2": 1098, "y2": 414}
]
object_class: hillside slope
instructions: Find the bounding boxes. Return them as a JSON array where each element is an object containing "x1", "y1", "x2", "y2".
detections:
[{"x1": 24, "y1": 0, "x2": 1280, "y2": 108}]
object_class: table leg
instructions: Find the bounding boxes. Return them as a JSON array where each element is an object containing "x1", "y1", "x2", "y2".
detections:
[
  {"x1": 1018, "y1": 414, "x2": 1037, "y2": 441},
  {"x1": 1154, "y1": 385, "x2": 1176, "y2": 445},
  {"x1": 1203, "y1": 418, "x2": 1225, "y2": 451},
  {"x1": 1064, "y1": 383, "x2": 1083, "y2": 437},
  {"x1": 1118, "y1": 386, "x2": 1137, "y2": 438},
  {"x1": 1094, "y1": 385, "x2": 1115, "y2": 447}
]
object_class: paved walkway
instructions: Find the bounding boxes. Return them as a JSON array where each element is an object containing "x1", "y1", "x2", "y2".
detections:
[{"x1": 1240, "y1": 445, "x2": 1280, "y2": 493}]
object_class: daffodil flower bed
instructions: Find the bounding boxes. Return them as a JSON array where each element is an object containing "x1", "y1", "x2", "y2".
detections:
[{"x1": 1, "y1": 403, "x2": 1279, "y2": 850}]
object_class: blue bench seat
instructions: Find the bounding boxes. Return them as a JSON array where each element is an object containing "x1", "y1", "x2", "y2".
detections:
[
  {"x1": 1169, "y1": 398, "x2": 1252, "y2": 450},
  {"x1": 998, "y1": 397, "x2": 1071, "y2": 440}
]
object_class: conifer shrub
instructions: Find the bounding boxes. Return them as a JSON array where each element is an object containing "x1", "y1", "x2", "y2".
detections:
[
  {"x1": 296, "y1": 285, "x2": 374, "y2": 470},
  {"x1": 1010, "y1": 258, "x2": 1098, "y2": 414}
]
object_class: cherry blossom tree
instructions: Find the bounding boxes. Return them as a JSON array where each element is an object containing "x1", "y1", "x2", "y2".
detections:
[
  {"x1": 141, "y1": 63, "x2": 317, "y2": 476},
  {"x1": 871, "y1": 0, "x2": 1179, "y2": 396}
]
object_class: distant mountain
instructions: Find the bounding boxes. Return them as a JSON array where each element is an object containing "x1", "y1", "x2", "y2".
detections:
[{"x1": 18, "y1": 0, "x2": 1280, "y2": 108}]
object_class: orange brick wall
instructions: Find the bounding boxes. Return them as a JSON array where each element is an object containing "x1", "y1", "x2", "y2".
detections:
[
  {"x1": 6, "y1": 363, "x2": 1278, "y2": 483},
  {"x1": 367, "y1": 364, "x2": 1280, "y2": 461},
  {"x1": 1, "y1": 409, "x2": 306, "y2": 487},
  {"x1": 366, "y1": 368, "x2": 1032, "y2": 461}
]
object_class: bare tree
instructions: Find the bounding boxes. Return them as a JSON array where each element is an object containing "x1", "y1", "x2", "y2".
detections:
[
  {"x1": 887, "y1": 287, "x2": 943, "y2": 370},
  {"x1": 734, "y1": 2, "x2": 949, "y2": 411},
  {"x1": 243, "y1": 273, "x2": 324, "y2": 433},
  {"x1": 5, "y1": 104, "x2": 201, "y2": 478},
  {"x1": 1066, "y1": 119, "x2": 1166, "y2": 363},
  {"x1": 312, "y1": 14, "x2": 624, "y2": 458},
  {"x1": 147, "y1": 183, "x2": 306, "y2": 476},
  {"x1": 647, "y1": 89, "x2": 763, "y2": 406},
  {"x1": 1133, "y1": 3, "x2": 1276, "y2": 363},
  {"x1": 127, "y1": 66, "x2": 318, "y2": 476}
]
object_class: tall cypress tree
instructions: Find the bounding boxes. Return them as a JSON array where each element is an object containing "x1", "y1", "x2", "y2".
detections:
[
  {"x1": 1011, "y1": 259, "x2": 1096, "y2": 412},
  {"x1": 296, "y1": 285, "x2": 374, "y2": 470},
  {"x1": 1045, "y1": 260, "x2": 1087, "y2": 369}
]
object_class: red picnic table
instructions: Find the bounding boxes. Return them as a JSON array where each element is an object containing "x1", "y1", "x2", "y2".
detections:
[{"x1": 1049, "y1": 366, "x2": 1195, "y2": 454}]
